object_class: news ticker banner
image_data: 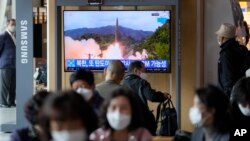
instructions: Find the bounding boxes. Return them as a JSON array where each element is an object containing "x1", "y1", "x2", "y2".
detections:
[{"x1": 66, "y1": 59, "x2": 168, "y2": 70}]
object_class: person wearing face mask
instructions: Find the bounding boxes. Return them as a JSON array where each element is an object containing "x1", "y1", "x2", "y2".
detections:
[
  {"x1": 43, "y1": 91, "x2": 98, "y2": 141},
  {"x1": 122, "y1": 61, "x2": 169, "y2": 135},
  {"x1": 189, "y1": 85, "x2": 231, "y2": 141},
  {"x1": 90, "y1": 87, "x2": 152, "y2": 141},
  {"x1": 70, "y1": 69, "x2": 104, "y2": 116},
  {"x1": 0, "y1": 19, "x2": 16, "y2": 107},
  {"x1": 10, "y1": 91, "x2": 50, "y2": 141},
  {"x1": 96, "y1": 60, "x2": 125, "y2": 101},
  {"x1": 215, "y1": 23, "x2": 248, "y2": 98},
  {"x1": 230, "y1": 77, "x2": 250, "y2": 141}
]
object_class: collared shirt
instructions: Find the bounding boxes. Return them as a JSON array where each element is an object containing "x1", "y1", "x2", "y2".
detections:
[{"x1": 6, "y1": 29, "x2": 16, "y2": 45}]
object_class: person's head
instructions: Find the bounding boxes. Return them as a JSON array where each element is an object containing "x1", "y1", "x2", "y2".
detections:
[
  {"x1": 25, "y1": 91, "x2": 50, "y2": 128},
  {"x1": 127, "y1": 61, "x2": 147, "y2": 79},
  {"x1": 231, "y1": 77, "x2": 250, "y2": 116},
  {"x1": 215, "y1": 23, "x2": 236, "y2": 45},
  {"x1": 70, "y1": 69, "x2": 95, "y2": 100},
  {"x1": 189, "y1": 85, "x2": 230, "y2": 133},
  {"x1": 43, "y1": 91, "x2": 98, "y2": 141},
  {"x1": 102, "y1": 87, "x2": 141, "y2": 131},
  {"x1": 236, "y1": 21, "x2": 250, "y2": 46},
  {"x1": 104, "y1": 60, "x2": 125, "y2": 83},
  {"x1": 243, "y1": 21, "x2": 249, "y2": 45},
  {"x1": 6, "y1": 19, "x2": 16, "y2": 33}
]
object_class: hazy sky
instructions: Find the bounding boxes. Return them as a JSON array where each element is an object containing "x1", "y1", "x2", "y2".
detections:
[{"x1": 64, "y1": 11, "x2": 170, "y2": 32}]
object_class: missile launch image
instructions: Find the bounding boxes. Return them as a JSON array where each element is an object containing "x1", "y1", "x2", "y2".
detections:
[{"x1": 64, "y1": 11, "x2": 171, "y2": 71}]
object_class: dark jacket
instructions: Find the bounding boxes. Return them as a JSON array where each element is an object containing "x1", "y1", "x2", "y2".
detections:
[
  {"x1": 123, "y1": 74, "x2": 166, "y2": 108},
  {"x1": 229, "y1": 103, "x2": 250, "y2": 141},
  {"x1": 89, "y1": 90, "x2": 104, "y2": 116},
  {"x1": 123, "y1": 74, "x2": 167, "y2": 135},
  {"x1": 96, "y1": 80, "x2": 121, "y2": 101},
  {"x1": 0, "y1": 31, "x2": 16, "y2": 69},
  {"x1": 218, "y1": 38, "x2": 247, "y2": 97},
  {"x1": 191, "y1": 127, "x2": 230, "y2": 141},
  {"x1": 10, "y1": 127, "x2": 41, "y2": 141}
]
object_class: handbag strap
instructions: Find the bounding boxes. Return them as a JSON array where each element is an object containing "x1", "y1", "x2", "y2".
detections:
[
  {"x1": 156, "y1": 101, "x2": 163, "y2": 122},
  {"x1": 156, "y1": 98, "x2": 175, "y2": 122}
]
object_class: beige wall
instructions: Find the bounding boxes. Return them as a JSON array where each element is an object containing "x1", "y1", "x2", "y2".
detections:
[
  {"x1": 179, "y1": 0, "x2": 198, "y2": 131},
  {"x1": 204, "y1": 0, "x2": 234, "y2": 85}
]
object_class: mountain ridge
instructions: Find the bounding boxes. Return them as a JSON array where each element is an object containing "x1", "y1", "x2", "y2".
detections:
[{"x1": 64, "y1": 25, "x2": 154, "y2": 41}]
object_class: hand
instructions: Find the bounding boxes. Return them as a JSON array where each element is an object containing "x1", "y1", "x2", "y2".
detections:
[{"x1": 163, "y1": 92, "x2": 171, "y2": 99}]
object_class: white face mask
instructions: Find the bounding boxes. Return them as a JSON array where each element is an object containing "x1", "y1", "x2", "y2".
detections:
[
  {"x1": 107, "y1": 111, "x2": 131, "y2": 130},
  {"x1": 140, "y1": 73, "x2": 147, "y2": 80},
  {"x1": 8, "y1": 26, "x2": 16, "y2": 33},
  {"x1": 217, "y1": 36, "x2": 222, "y2": 46},
  {"x1": 218, "y1": 41, "x2": 222, "y2": 46},
  {"x1": 52, "y1": 129, "x2": 87, "y2": 141},
  {"x1": 238, "y1": 104, "x2": 250, "y2": 116},
  {"x1": 76, "y1": 87, "x2": 93, "y2": 101},
  {"x1": 189, "y1": 106, "x2": 202, "y2": 125}
]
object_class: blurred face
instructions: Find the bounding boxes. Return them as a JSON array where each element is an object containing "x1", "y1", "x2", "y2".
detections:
[
  {"x1": 108, "y1": 96, "x2": 131, "y2": 115},
  {"x1": 134, "y1": 64, "x2": 146, "y2": 78},
  {"x1": 7, "y1": 20, "x2": 16, "y2": 33},
  {"x1": 50, "y1": 119, "x2": 87, "y2": 141},
  {"x1": 50, "y1": 119, "x2": 84, "y2": 131},
  {"x1": 72, "y1": 80, "x2": 93, "y2": 90},
  {"x1": 236, "y1": 36, "x2": 247, "y2": 46},
  {"x1": 238, "y1": 102, "x2": 250, "y2": 116},
  {"x1": 189, "y1": 95, "x2": 214, "y2": 127},
  {"x1": 107, "y1": 96, "x2": 132, "y2": 130},
  {"x1": 72, "y1": 80, "x2": 94, "y2": 101},
  {"x1": 217, "y1": 35, "x2": 223, "y2": 45}
]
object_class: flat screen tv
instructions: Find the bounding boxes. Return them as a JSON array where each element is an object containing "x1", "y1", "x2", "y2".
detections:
[{"x1": 64, "y1": 10, "x2": 171, "y2": 72}]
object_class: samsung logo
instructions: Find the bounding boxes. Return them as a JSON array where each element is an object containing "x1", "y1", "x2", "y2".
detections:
[{"x1": 20, "y1": 20, "x2": 28, "y2": 64}]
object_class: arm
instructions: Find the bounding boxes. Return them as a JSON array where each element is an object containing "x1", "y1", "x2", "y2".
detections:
[
  {"x1": 140, "y1": 80, "x2": 167, "y2": 102},
  {"x1": 220, "y1": 52, "x2": 235, "y2": 97},
  {"x1": 0, "y1": 33, "x2": 5, "y2": 56}
]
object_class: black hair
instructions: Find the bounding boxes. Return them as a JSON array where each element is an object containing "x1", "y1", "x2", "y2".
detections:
[
  {"x1": 7, "y1": 19, "x2": 15, "y2": 24},
  {"x1": 196, "y1": 85, "x2": 231, "y2": 133},
  {"x1": 231, "y1": 77, "x2": 250, "y2": 105},
  {"x1": 101, "y1": 87, "x2": 142, "y2": 131},
  {"x1": 69, "y1": 69, "x2": 94, "y2": 86},
  {"x1": 127, "y1": 61, "x2": 144, "y2": 73},
  {"x1": 243, "y1": 21, "x2": 250, "y2": 45},
  {"x1": 43, "y1": 90, "x2": 98, "y2": 135},
  {"x1": 24, "y1": 90, "x2": 50, "y2": 125}
]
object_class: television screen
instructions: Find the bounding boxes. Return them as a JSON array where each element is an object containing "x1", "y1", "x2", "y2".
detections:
[{"x1": 64, "y1": 10, "x2": 171, "y2": 72}]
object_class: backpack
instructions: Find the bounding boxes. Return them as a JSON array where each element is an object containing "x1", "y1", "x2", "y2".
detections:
[{"x1": 156, "y1": 98, "x2": 178, "y2": 136}]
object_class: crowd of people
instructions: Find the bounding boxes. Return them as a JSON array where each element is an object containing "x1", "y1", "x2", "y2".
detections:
[{"x1": 6, "y1": 22, "x2": 250, "y2": 141}]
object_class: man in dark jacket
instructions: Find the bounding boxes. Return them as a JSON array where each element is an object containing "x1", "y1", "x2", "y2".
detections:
[
  {"x1": 216, "y1": 23, "x2": 248, "y2": 97},
  {"x1": 0, "y1": 19, "x2": 16, "y2": 107},
  {"x1": 123, "y1": 61, "x2": 169, "y2": 135}
]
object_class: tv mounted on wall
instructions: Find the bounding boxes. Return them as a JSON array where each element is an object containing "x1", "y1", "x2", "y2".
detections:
[{"x1": 63, "y1": 10, "x2": 171, "y2": 72}]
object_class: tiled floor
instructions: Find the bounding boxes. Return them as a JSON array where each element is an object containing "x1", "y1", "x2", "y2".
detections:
[
  {"x1": 0, "y1": 107, "x2": 16, "y2": 141},
  {"x1": 0, "y1": 132, "x2": 11, "y2": 141}
]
